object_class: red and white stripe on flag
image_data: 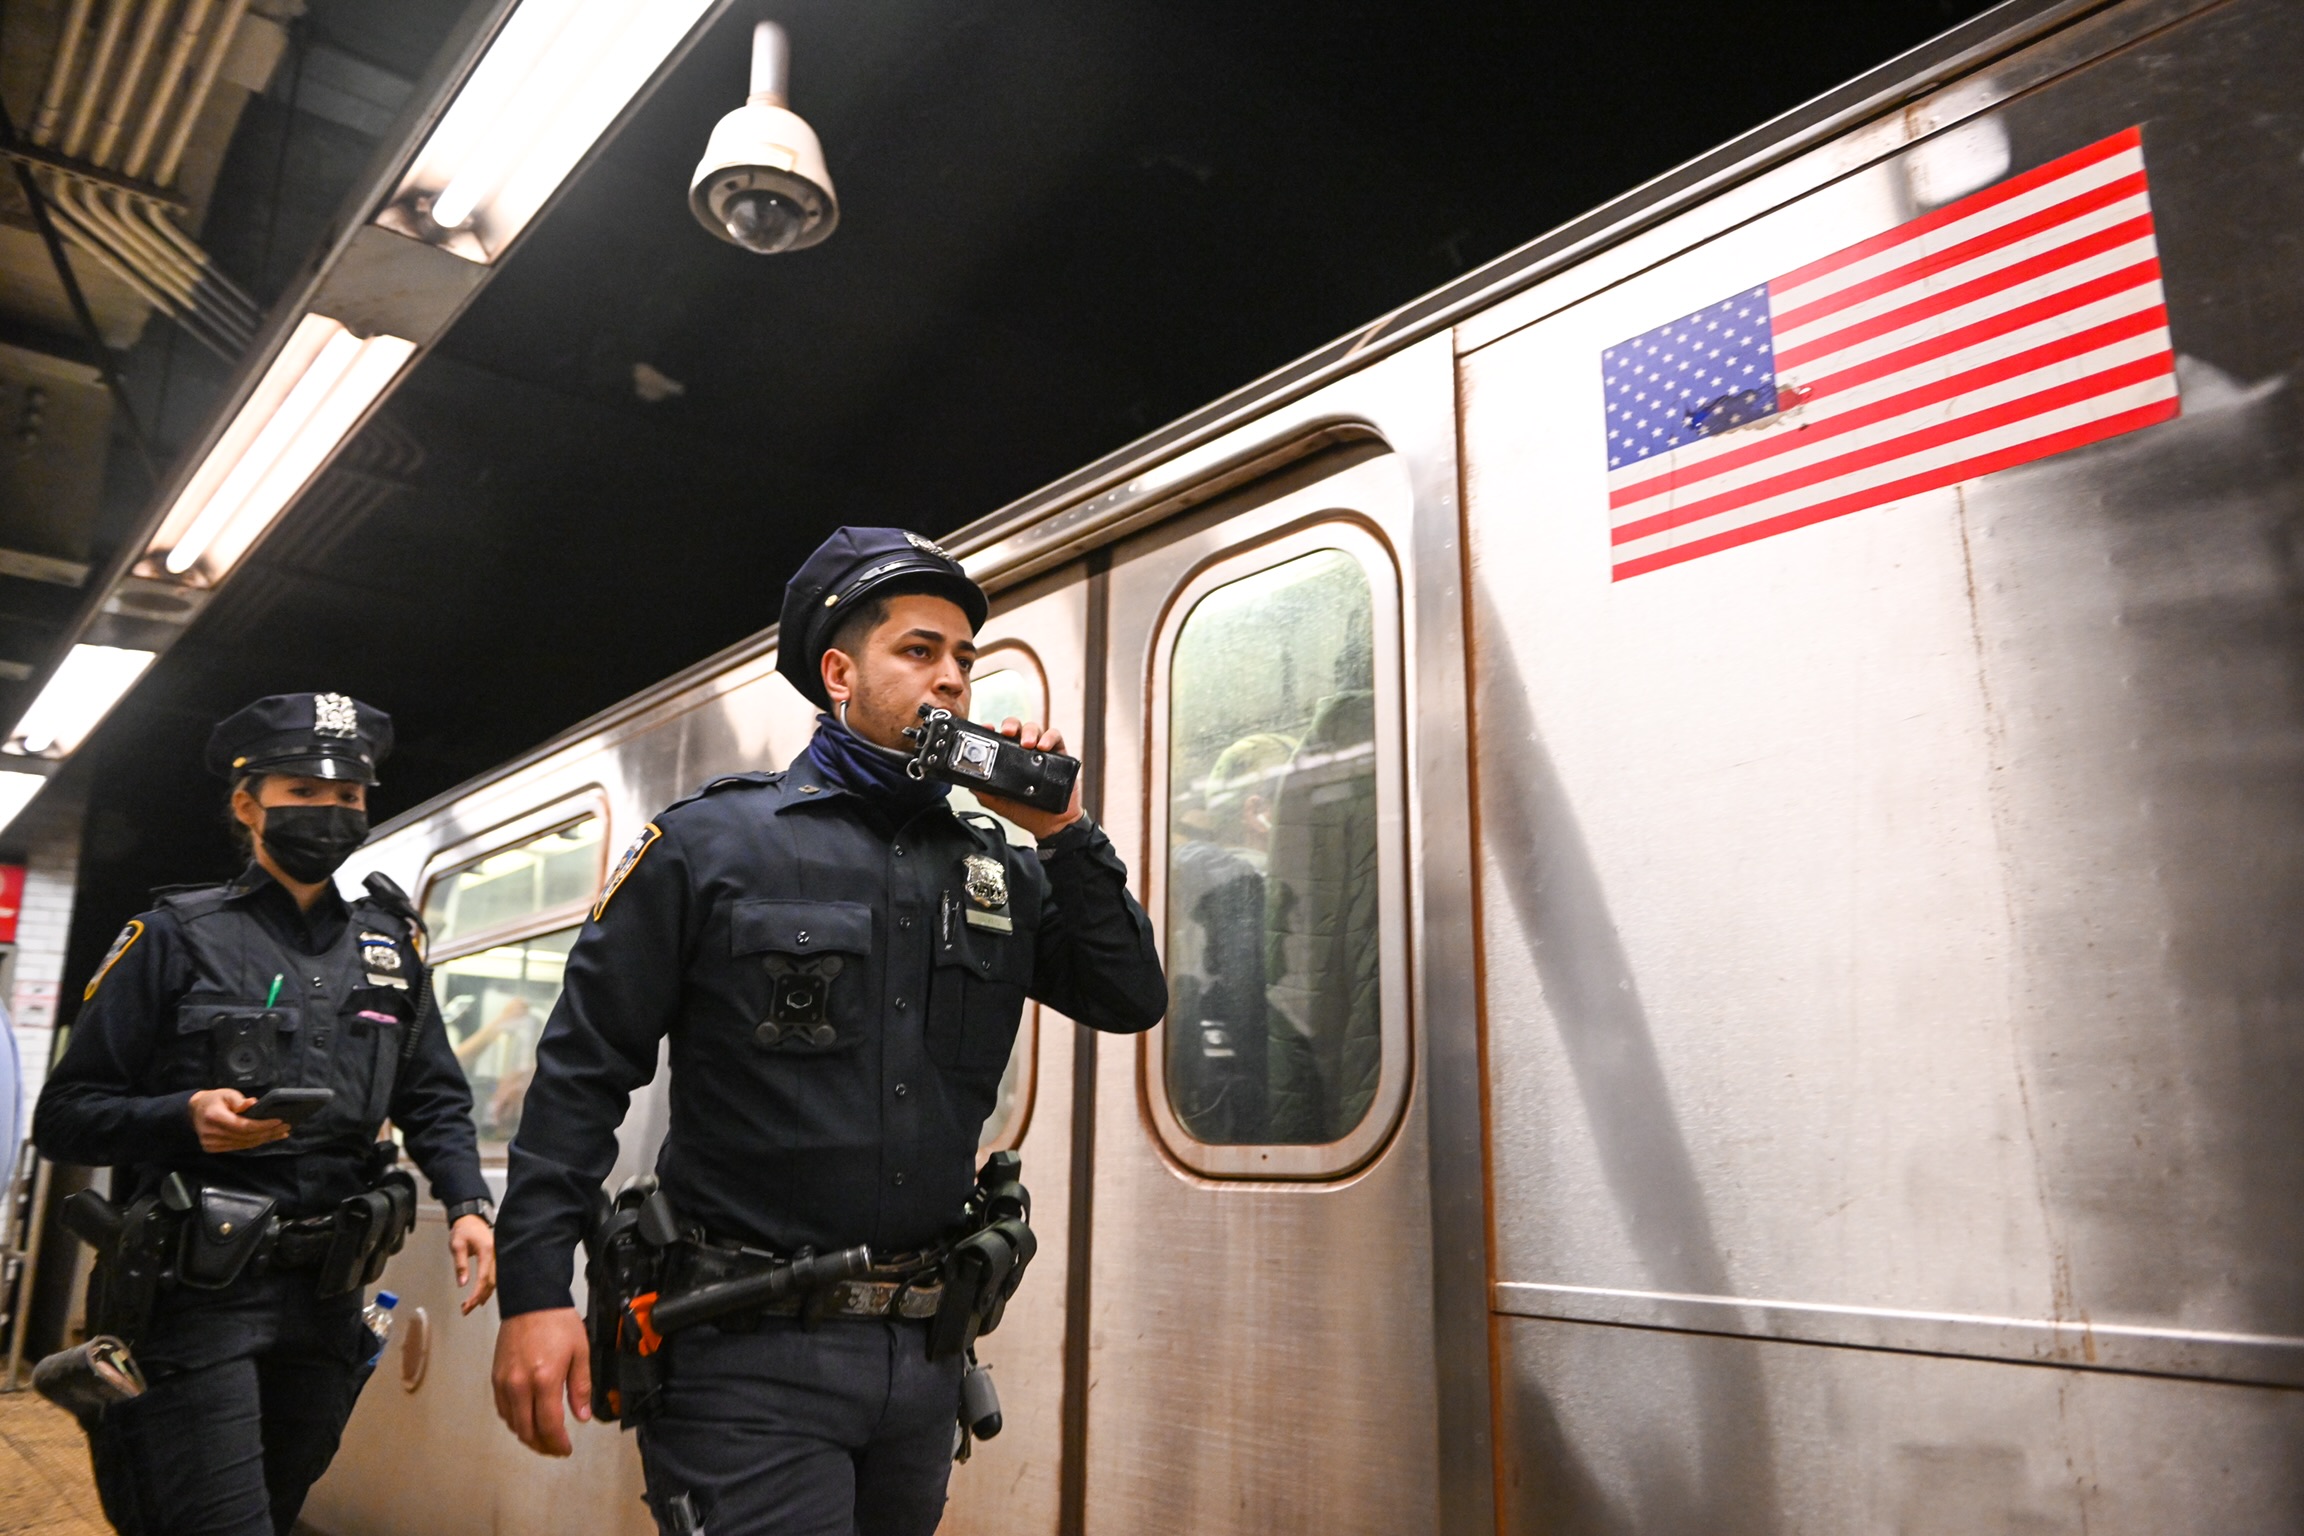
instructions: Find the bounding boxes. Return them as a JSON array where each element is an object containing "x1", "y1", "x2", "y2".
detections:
[{"x1": 1609, "y1": 126, "x2": 2179, "y2": 580}]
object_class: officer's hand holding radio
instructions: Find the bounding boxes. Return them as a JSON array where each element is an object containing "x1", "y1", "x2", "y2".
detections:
[
  {"x1": 187, "y1": 1087, "x2": 292, "y2": 1152},
  {"x1": 971, "y1": 717, "x2": 1084, "y2": 840}
]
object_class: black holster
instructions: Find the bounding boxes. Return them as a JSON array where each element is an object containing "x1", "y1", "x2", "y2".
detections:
[
  {"x1": 70, "y1": 1183, "x2": 185, "y2": 1347},
  {"x1": 584, "y1": 1175, "x2": 682, "y2": 1427},
  {"x1": 314, "y1": 1168, "x2": 417, "y2": 1297},
  {"x1": 928, "y1": 1151, "x2": 1037, "y2": 1361}
]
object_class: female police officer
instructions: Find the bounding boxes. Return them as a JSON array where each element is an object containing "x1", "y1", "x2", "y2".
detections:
[
  {"x1": 36, "y1": 692, "x2": 496, "y2": 1536},
  {"x1": 490, "y1": 528, "x2": 1167, "y2": 1535}
]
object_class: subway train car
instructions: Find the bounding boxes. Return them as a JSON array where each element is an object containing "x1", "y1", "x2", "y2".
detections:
[{"x1": 308, "y1": 0, "x2": 2304, "y2": 1529}]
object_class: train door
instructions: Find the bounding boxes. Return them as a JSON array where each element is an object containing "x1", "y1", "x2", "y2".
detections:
[
  {"x1": 1078, "y1": 440, "x2": 1442, "y2": 1534},
  {"x1": 940, "y1": 565, "x2": 1094, "y2": 1536}
]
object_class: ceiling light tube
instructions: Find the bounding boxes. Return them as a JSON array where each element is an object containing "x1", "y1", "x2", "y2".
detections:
[
  {"x1": 7, "y1": 644, "x2": 158, "y2": 757},
  {"x1": 380, "y1": 0, "x2": 717, "y2": 263},
  {"x1": 147, "y1": 314, "x2": 415, "y2": 581},
  {"x1": 0, "y1": 770, "x2": 47, "y2": 836}
]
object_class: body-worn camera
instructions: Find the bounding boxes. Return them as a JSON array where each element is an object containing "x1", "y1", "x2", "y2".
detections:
[
  {"x1": 904, "y1": 706, "x2": 1080, "y2": 814},
  {"x1": 211, "y1": 1010, "x2": 289, "y2": 1094}
]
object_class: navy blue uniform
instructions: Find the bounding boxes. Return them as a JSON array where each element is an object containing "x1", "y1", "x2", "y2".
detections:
[
  {"x1": 37, "y1": 867, "x2": 488, "y2": 1535},
  {"x1": 499, "y1": 750, "x2": 1164, "y2": 1302},
  {"x1": 41, "y1": 871, "x2": 487, "y2": 1214},
  {"x1": 497, "y1": 748, "x2": 1165, "y2": 1532}
]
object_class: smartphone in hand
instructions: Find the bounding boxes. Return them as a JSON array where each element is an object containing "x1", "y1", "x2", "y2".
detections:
[{"x1": 244, "y1": 1087, "x2": 333, "y2": 1127}]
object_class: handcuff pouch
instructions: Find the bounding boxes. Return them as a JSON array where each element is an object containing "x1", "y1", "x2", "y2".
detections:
[{"x1": 178, "y1": 1187, "x2": 277, "y2": 1289}]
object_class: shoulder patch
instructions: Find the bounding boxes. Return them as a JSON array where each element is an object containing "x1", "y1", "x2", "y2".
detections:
[
  {"x1": 84, "y1": 920, "x2": 146, "y2": 1001},
  {"x1": 593, "y1": 823, "x2": 662, "y2": 921}
]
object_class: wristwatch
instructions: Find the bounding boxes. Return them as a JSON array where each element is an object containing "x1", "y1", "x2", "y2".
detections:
[{"x1": 444, "y1": 1197, "x2": 495, "y2": 1227}]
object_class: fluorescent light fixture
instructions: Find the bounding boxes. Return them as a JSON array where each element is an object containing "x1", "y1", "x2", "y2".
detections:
[
  {"x1": 0, "y1": 771, "x2": 45, "y2": 835},
  {"x1": 144, "y1": 314, "x2": 415, "y2": 583},
  {"x1": 379, "y1": 0, "x2": 717, "y2": 263},
  {"x1": 6, "y1": 644, "x2": 158, "y2": 757}
]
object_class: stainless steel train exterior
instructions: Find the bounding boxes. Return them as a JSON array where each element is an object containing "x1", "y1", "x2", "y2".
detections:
[{"x1": 305, "y1": 0, "x2": 2304, "y2": 1529}]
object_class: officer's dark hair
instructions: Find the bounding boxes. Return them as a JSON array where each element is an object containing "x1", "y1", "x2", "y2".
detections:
[
  {"x1": 225, "y1": 773, "x2": 270, "y2": 858},
  {"x1": 822, "y1": 575, "x2": 966, "y2": 664}
]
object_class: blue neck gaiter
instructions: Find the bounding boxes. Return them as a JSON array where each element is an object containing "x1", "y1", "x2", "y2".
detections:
[{"x1": 807, "y1": 713, "x2": 950, "y2": 819}]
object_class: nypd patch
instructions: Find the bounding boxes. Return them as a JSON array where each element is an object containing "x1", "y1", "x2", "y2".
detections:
[
  {"x1": 593, "y1": 823, "x2": 661, "y2": 921},
  {"x1": 84, "y1": 920, "x2": 146, "y2": 1001}
]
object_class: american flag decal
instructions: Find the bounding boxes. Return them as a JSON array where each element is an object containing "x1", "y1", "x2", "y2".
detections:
[{"x1": 1603, "y1": 126, "x2": 2179, "y2": 580}]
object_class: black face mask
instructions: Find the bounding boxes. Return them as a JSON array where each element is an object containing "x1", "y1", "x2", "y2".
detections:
[{"x1": 258, "y1": 804, "x2": 369, "y2": 884}]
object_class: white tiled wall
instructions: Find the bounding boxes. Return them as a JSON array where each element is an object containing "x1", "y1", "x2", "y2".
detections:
[{"x1": 8, "y1": 798, "x2": 83, "y2": 1139}]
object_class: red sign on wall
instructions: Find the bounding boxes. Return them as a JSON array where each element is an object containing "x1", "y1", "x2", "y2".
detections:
[{"x1": 0, "y1": 864, "x2": 23, "y2": 946}]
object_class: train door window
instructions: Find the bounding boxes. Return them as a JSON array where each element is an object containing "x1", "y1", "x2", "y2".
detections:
[
  {"x1": 945, "y1": 649, "x2": 1047, "y2": 1151},
  {"x1": 419, "y1": 807, "x2": 606, "y2": 1153},
  {"x1": 423, "y1": 817, "x2": 604, "y2": 951},
  {"x1": 433, "y1": 931, "x2": 576, "y2": 1146},
  {"x1": 1149, "y1": 526, "x2": 1408, "y2": 1177}
]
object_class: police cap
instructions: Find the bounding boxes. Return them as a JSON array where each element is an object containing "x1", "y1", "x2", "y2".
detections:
[
  {"x1": 205, "y1": 692, "x2": 393, "y2": 784},
  {"x1": 777, "y1": 528, "x2": 988, "y2": 710}
]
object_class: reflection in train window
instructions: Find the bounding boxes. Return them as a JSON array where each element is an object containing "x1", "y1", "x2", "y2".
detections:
[
  {"x1": 953, "y1": 660, "x2": 1044, "y2": 1151},
  {"x1": 1165, "y1": 549, "x2": 1379, "y2": 1146},
  {"x1": 421, "y1": 816, "x2": 603, "y2": 950},
  {"x1": 433, "y1": 928, "x2": 576, "y2": 1148}
]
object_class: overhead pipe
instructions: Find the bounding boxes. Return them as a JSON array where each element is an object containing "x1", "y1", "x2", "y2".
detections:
[
  {"x1": 28, "y1": 0, "x2": 99, "y2": 146},
  {"x1": 74, "y1": 0, "x2": 211, "y2": 310},
  {"x1": 151, "y1": 0, "x2": 249, "y2": 186},
  {"x1": 21, "y1": 0, "x2": 257, "y2": 355},
  {"x1": 141, "y1": 0, "x2": 258, "y2": 327},
  {"x1": 124, "y1": 0, "x2": 261, "y2": 332},
  {"x1": 56, "y1": 0, "x2": 134, "y2": 159},
  {"x1": 40, "y1": 0, "x2": 210, "y2": 321},
  {"x1": 87, "y1": 0, "x2": 172, "y2": 169},
  {"x1": 123, "y1": 0, "x2": 213, "y2": 175}
]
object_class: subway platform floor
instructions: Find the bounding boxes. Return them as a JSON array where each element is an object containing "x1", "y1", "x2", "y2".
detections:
[{"x1": 0, "y1": 1389, "x2": 105, "y2": 1534}]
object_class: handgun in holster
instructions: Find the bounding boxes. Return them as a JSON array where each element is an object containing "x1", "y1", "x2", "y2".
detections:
[
  {"x1": 33, "y1": 1177, "x2": 191, "y2": 1418},
  {"x1": 584, "y1": 1173, "x2": 683, "y2": 1427},
  {"x1": 929, "y1": 1151, "x2": 1037, "y2": 1362}
]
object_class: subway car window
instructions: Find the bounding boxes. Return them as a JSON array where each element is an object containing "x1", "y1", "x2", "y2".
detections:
[
  {"x1": 420, "y1": 813, "x2": 604, "y2": 1151},
  {"x1": 421, "y1": 816, "x2": 603, "y2": 950},
  {"x1": 434, "y1": 929, "x2": 578, "y2": 1148},
  {"x1": 955, "y1": 662, "x2": 1042, "y2": 1150},
  {"x1": 1165, "y1": 549, "x2": 1380, "y2": 1146}
]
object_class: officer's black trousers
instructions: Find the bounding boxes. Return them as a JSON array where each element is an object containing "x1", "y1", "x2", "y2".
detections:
[
  {"x1": 636, "y1": 1316, "x2": 964, "y2": 1536},
  {"x1": 85, "y1": 1270, "x2": 375, "y2": 1536}
]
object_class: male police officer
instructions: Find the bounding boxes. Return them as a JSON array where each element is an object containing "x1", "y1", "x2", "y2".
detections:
[
  {"x1": 491, "y1": 528, "x2": 1166, "y2": 1534},
  {"x1": 36, "y1": 692, "x2": 496, "y2": 1536}
]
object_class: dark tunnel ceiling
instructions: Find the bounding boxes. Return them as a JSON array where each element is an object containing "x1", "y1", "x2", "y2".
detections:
[{"x1": 57, "y1": 0, "x2": 1997, "y2": 992}]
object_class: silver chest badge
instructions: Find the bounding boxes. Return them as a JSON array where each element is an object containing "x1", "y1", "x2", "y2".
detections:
[
  {"x1": 360, "y1": 932, "x2": 409, "y2": 989},
  {"x1": 963, "y1": 854, "x2": 1007, "y2": 910}
]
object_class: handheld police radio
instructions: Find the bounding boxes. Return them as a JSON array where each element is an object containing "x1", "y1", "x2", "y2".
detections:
[{"x1": 903, "y1": 704, "x2": 1080, "y2": 814}]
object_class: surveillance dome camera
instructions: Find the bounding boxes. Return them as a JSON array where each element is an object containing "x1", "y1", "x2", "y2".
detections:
[{"x1": 690, "y1": 22, "x2": 837, "y2": 254}]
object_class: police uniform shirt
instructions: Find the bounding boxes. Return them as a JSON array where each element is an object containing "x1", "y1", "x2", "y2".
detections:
[
  {"x1": 37, "y1": 865, "x2": 490, "y2": 1217},
  {"x1": 494, "y1": 751, "x2": 1168, "y2": 1317}
]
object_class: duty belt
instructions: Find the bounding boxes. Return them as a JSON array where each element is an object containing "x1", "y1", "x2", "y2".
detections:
[
  {"x1": 683, "y1": 1238, "x2": 946, "y2": 1322},
  {"x1": 266, "y1": 1214, "x2": 342, "y2": 1271}
]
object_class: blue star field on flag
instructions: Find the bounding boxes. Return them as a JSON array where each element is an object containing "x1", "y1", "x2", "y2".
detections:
[{"x1": 1602, "y1": 286, "x2": 1779, "y2": 470}]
